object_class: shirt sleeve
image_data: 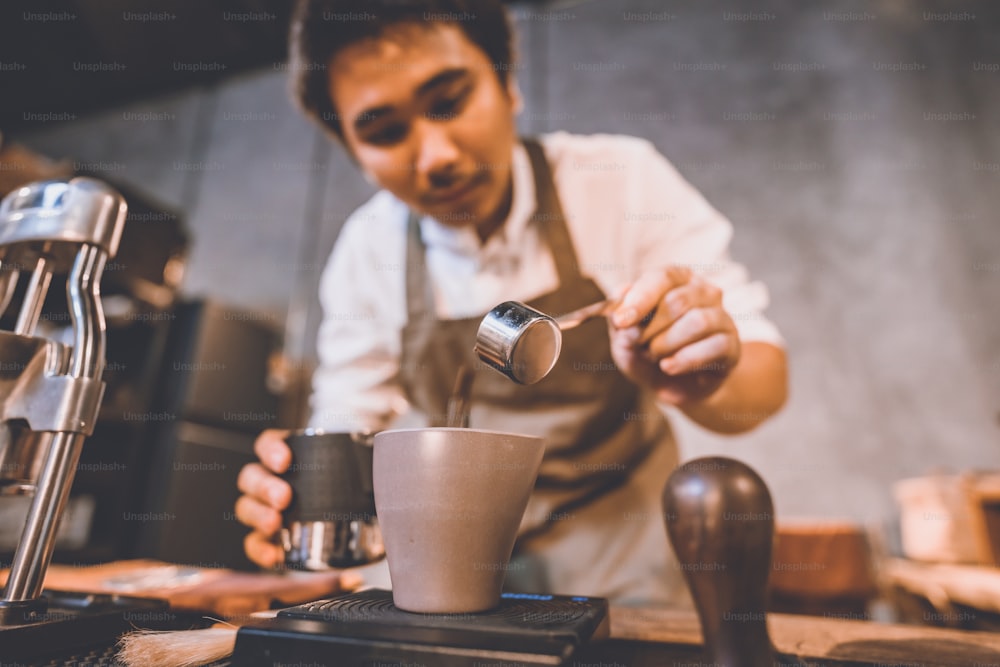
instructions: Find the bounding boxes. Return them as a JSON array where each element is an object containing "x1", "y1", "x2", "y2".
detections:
[
  {"x1": 624, "y1": 139, "x2": 785, "y2": 348},
  {"x1": 307, "y1": 205, "x2": 409, "y2": 433}
]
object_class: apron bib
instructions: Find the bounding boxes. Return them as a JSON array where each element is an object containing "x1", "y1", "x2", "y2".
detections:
[{"x1": 397, "y1": 139, "x2": 691, "y2": 607}]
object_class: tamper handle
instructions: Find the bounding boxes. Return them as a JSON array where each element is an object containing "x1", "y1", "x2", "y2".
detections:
[{"x1": 663, "y1": 457, "x2": 803, "y2": 667}]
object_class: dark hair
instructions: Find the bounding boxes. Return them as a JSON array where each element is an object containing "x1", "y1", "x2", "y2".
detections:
[{"x1": 288, "y1": 0, "x2": 515, "y2": 141}]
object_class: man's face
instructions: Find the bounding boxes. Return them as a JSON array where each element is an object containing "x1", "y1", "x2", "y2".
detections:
[{"x1": 328, "y1": 23, "x2": 519, "y2": 238}]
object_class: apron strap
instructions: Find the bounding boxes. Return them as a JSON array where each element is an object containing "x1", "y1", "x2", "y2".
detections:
[
  {"x1": 404, "y1": 210, "x2": 433, "y2": 324},
  {"x1": 521, "y1": 137, "x2": 583, "y2": 287}
]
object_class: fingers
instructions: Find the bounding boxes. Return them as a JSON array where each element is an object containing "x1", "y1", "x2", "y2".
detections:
[
  {"x1": 658, "y1": 332, "x2": 740, "y2": 376},
  {"x1": 610, "y1": 268, "x2": 728, "y2": 352},
  {"x1": 637, "y1": 276, "x2": 723, "y2": 347},
  {"x1": 646, "y1": 305, "x2": 733, "y2": 361},
  {"x1": 234, "y1": 490, "x2": 285, "y2": 535},
  {"x1": 244, "y1": 530, "x2": 285, "y2": 569},
  {"x1": 237, "y1": 462, "x2": 293, "y2": 511},
  {"x1": 609, "y1": 268, "x2": 741, "y2": 389},
  {"x1": 236, "y1": 464, "x2": 289, "y2": 568},
  {"x1": 254, "y1": 428, "x2": 293, "y2": 473},
  {"x1": 238, "y1": 429, "x2": 294, "y2": 569},
  {"x1": 611, "y1": 266, "x2": 692, "y2": 328}
]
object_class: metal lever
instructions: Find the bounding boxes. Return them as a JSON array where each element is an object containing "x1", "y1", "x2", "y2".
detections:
[{"x1": 0, "y1": 177, "x2": 126, "y2": 621}]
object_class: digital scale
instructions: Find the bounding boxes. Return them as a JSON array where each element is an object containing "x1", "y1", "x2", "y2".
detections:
[{"x1": 232, "y1": 588, "x2": 610, "y2": 666}]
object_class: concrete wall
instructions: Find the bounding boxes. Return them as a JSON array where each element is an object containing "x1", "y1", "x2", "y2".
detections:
[{"x1": 11, "y1": 0, "x2": 1000, "y2": 530}]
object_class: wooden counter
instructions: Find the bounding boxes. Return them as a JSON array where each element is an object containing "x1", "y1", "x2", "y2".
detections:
[
  {"x1": 604, "y1": 606, "x2": 1000, "y2": 666},
  {"x1": 7, "y1": 560, "x2": 1000, "y2": 665}
]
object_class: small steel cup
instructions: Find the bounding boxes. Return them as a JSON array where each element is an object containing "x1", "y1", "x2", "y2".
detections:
[
  {"x1": 474, "y1": 301, "x2": 562, "y2": 385},
  {"x1": 280, "y1": 429, "x2": 385, "y2": 570}
]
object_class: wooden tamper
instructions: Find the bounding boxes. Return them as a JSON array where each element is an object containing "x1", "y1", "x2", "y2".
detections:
[{"x1": 663, "y1": 456, "x2": 806, "y2": 667}]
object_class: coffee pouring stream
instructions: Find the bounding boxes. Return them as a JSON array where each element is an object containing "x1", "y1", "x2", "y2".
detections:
[
  {"x1": 663, "y1": 456, "x2": 808, "y2": 667},
  {"x1": 445, "y1": 363, "x2": 474, "y2": 428}
]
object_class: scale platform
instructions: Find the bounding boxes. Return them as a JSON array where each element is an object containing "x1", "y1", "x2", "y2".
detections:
[{"x1": 232, "y1": 588, "x2": 610, "y2": 666}]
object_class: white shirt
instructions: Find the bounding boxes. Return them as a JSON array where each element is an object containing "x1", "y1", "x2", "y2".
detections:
[{"x1": 309, "y1": 132, "x2": 784, "y2": 432}]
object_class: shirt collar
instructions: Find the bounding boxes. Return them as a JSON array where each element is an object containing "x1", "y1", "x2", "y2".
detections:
[{"x1": 417, "y1": 141, "x2": 535, "y2": 257}]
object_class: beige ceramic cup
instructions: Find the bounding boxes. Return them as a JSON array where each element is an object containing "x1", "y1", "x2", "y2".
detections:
[{"x1": 372, "y1": 427, "x2": 544, "y2": 613}]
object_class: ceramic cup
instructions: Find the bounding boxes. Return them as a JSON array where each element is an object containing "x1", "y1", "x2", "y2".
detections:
[{"x1": 372, "y1": 427, "x2": 544, "y2": 613}]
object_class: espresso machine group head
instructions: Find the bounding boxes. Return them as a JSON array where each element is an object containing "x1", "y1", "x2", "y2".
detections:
[{"x1": 0, "y1": 177, "x2": 126, "y2": 622}]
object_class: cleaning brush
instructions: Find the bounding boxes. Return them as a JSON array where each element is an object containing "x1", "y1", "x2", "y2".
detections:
[
  {"x1": 116, "y1": 568, "x2": 368, "y2": 667},
  {"x1": 116, "y1": 611, "x2": 275, "y2": 667}
]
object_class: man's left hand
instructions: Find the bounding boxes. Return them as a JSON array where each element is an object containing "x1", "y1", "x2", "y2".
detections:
[{"x1": 609, "y1": 266, "x2": 741, "y2": 405}]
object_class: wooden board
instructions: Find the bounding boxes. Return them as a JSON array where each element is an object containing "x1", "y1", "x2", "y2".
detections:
[
  {"x1": 885, "y1": 557, "x2": 1000, "y2": 615},
  {"x1": 0, "y1": 559, "x2": 362, "y2": 618},
  {"x1": 609, "y1": 606, "x2": 1000, "y2": 666}
]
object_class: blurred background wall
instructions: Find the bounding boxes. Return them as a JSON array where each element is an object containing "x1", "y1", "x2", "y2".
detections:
[{"x1": 1, "y1": 0, "x2": 998, "y2": 538}]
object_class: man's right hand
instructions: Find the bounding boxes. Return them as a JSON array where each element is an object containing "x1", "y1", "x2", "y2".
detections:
[{"x1": 235, "y1": 428, "x2": 294, "y2": 568}]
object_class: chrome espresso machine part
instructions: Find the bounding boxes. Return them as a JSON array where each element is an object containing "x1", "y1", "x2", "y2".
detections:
[{"x1": 0, "y1": 177, "x2": 125, "y2": 620}]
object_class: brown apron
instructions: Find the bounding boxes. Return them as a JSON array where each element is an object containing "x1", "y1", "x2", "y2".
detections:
[{"x1": 397, "y1": 139, "x2": 691, "y2": 607}]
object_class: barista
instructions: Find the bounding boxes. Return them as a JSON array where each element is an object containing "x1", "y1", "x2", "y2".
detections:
[{"x1": 235, "y1": 0, "x2": 788, "y2": 607}]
